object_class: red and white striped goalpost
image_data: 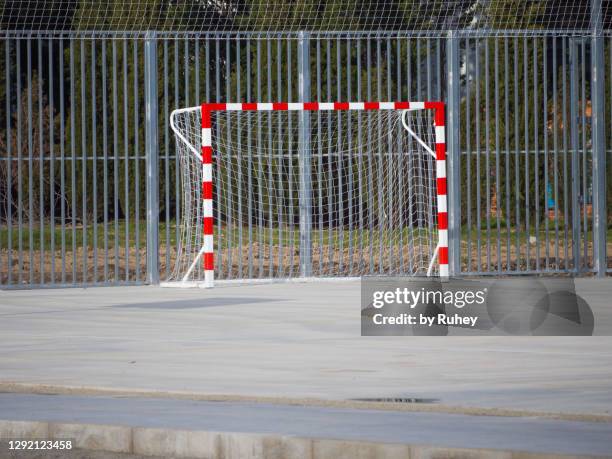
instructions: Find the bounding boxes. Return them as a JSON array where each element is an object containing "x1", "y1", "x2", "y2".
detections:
[{"x1": 198, "y1": 101, "x2": 448, "y2": 288}]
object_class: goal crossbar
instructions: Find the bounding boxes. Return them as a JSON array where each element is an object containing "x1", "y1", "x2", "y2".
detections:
[{"x1": 166, "y1": 101, "x2": 448, "y2": 288}]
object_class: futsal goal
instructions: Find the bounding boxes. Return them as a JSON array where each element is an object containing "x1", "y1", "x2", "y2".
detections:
[{"x1": 163, "y1": 101, "x2": 447, "y2": 288}]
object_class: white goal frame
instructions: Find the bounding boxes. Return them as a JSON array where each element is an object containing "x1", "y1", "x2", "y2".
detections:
[{"x1": 164, "y1": 101, "x2": 448, "y2": 288}]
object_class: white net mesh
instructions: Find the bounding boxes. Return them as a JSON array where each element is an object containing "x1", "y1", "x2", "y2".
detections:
[
  {"x1": 1, "y1": 1, "x2": 609, "y2": 36},
  {"x1": 169, "y1": 107, "x2": 440, "y2": 283}
]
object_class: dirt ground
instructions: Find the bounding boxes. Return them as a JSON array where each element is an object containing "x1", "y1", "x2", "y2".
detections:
[{"x1": 1, "y1": 236, "x2": 610, "y2": 286}]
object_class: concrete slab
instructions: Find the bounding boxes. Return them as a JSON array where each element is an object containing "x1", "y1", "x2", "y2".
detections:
[{"x1": 0, "y1": 279, "x2": 611, "y2": 416}]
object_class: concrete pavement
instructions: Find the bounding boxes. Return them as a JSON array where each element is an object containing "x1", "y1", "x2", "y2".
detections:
[{"x1": 1, "y1": 279, "x2": 611, "y2": 415}]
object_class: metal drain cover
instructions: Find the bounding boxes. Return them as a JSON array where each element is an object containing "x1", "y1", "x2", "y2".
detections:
[{"x1": 351, "y1": 397, "x2": 438, "y2": 404}]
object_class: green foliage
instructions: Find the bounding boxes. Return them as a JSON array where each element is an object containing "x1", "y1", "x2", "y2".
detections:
[{"x1": 485, "y1": 0, "x2": 545, "y2": 30}]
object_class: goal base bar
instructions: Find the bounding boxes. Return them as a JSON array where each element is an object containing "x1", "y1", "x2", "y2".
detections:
[
  {"x1": 159, "y1": 275, "x2": 449, "y2": 289},
  {"x1": 159, "y1": 277, "x2": 361, "y2": 288},
  {"x1": 160, "y1": 281, "x2": 214, "y2": 289}
]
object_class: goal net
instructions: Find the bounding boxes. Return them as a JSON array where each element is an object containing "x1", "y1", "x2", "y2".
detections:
[{"x1": 165, "y1": 102, "x2": 447, "y2": 288}]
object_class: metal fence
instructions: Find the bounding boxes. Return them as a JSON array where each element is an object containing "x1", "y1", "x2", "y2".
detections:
[
  {"x1": 0, "y1": 31, "x2": 609, "y2": 288},
  {"x1": 459, "y1": 35, "x2": 611, "y2": 276}
]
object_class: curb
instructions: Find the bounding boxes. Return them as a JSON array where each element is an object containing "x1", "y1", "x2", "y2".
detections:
[
  {"x1": 1, "y1": 419, "x2": 610, "y2": 459},
  {"x1": 2, "y1": 382, "x2": 611, "y2": 424}
]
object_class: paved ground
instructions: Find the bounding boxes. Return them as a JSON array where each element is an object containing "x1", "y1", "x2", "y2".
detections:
[
  {"x1": 0, "y1": 278, "x2": 611, "y2": 416},
  {"x1": 1, "y1": 393, "x2": 612, "y2": 456}
]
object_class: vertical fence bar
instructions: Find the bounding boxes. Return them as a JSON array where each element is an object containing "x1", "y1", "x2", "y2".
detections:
[
  {"x1": 503, "y1": 38, "x2": 511, "y2": 270},
  {"x1": 48, "y1": 39, "x2": 55, "y2": 284},
  {"x1": 405, "y1": 38, "x2": 415, "y2": 272},
  {"x1": 256, "y1": 39, "x2": 263, "y2": 277},
  {"x1": 80, "y1": 39, "x2": 88, "y2": 283},
  {"x1": 195, "y1": 40, "x2": 200, "y2": 110},
  {"x1": 68, "y1": 39, "x2": 76, "y2": 283},
  {"x1": 27, "y1": 37, "x2": 33, "y2": 284},
  {"x1": 123, "y1": 39, "x2": 129, "y2": 281},
  {"x1": 328, "y1": 39, "x2": 335, "y2": 274},
  {"x1": 609, "y1": 36, "x2": 612, "y2": 274},
  {"x1": 569, "y1": 40, "x2": 581, "y2": 272},
  {"x1": 416, "y1": 40, "x2": 421, "y2": 98},
  {"x1": 376, "y1": 39, "x2": 383, "y2": 273},
  {"x1": 552, "y1": 37, "x2": 560, "y2": 270},
  {"x1": 91, "y1": 40, "x2": 98, "y2": 283},
  {"x1": 224, "y1": 37, "x2": 231, "y2": 278},
  {"x1": 396, "y1": 38, "x2": 402, "y2": 274},
  {"x1": 426, "y1": 38, "x2": 432, "y2": 100},
  {"x1": 347, "y1": 38, "x2": 353, "y2": 274},
  {"x1": 236, "y1": 38, "x2": 243, "y2": 277},
  {"x1": 288, "y1": 40, "x2": 295, "y2": 275},
  {"x1": 580, "y1": 41, "x2": 588, "y2": 268},
  {"x1": 533, "y1": 38, "x2": 540, "y2": 272},
  {"x1": 513, "y1": 37, "x2": 520, "y2": 270},
  {"x1": 337, "y1": 38, "x2": 344, "y2": 274},
  {"x1": 495, "y1": 39, "x2": 501, "y2": 273},
  {"x1": 176, "y1": 40, "x2": 182, "y2": 276},
  {"x1": 37, "y1": 39, "x2": 45, "y2": 284},
  {"x1": 316, "y1": 39, "x2": 323, "y2": 275},
  {"x1": 396, "y1": 38, "x2": 403, "y2": 273},
  {"x1": 543, "y1": 37, "x2": 549, "y2": 270},
  {"x1": 17, "y1": 39, "x2": 23, "y2": 284},
  {"x1": 266, "y1": 39, "x2": 272, "y2": 277},
  {"x1": 102, "y1": 39, "x2": 109, "y2": 282},
  {"x1": 385, "y1": 38, "x2": 392, "y2": 272},
  {"x1": 5, "y1": 39, "x2": 12, "y2": 285},
  {"x1": 562, "y1": 38, "x2": 570, "y2": 270},
  {"x1": 162, "y1": 39, "x2": 169, "y2": 278},
  {"x1": 446, "y1": 31, "x2": 461, "y2": 276},
  {"x1": 298, "y1": 31, "x2": 312, "y2": 278},
  {"x1": 246, "y1": 38, "x2": 253, "y2": 278},
  {"x1": 465, "y1": 38, "x2": 472, "y2": 272},
  {"x1": 484, "y1": 39, "x2": 491, "y2": 272},
  {"x1": 357, "y1": 39, "x2": 364, "y2": 273},
  {"x1": 277, "y1": 39, "x2": 285, "y2": 276},
  {"x1": 523, "y1": 37, "x2": 530, "y2": 271},
  {"x1": 475, "y1": 38, "x2": 482, "y2": 271},
  {"x1": 144, "y1": 33, "x2": 159, "y2": 285},
  {"x1": 591, "y1": 0, "x2": 606, "y2": 277},
  {"x1": 133, "y1": 41, "x2": 141, "y2": 281},
  {"x1": 112, "y1": 40, "x2": 120, "y2": 282}
]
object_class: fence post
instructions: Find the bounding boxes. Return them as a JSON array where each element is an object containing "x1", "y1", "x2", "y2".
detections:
[
  {"x1": 298, "y1": 31, "x2": 312, "y2": 277},
  {"x1": 446, "y1": 31, "x2": 462, "y2": 277},
  {"x1": 591, "y1": 0, "x2": 606, "y2": 277},
  {"x1": 144, "y1": 33, "x2": 160, "y2": 285}
]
